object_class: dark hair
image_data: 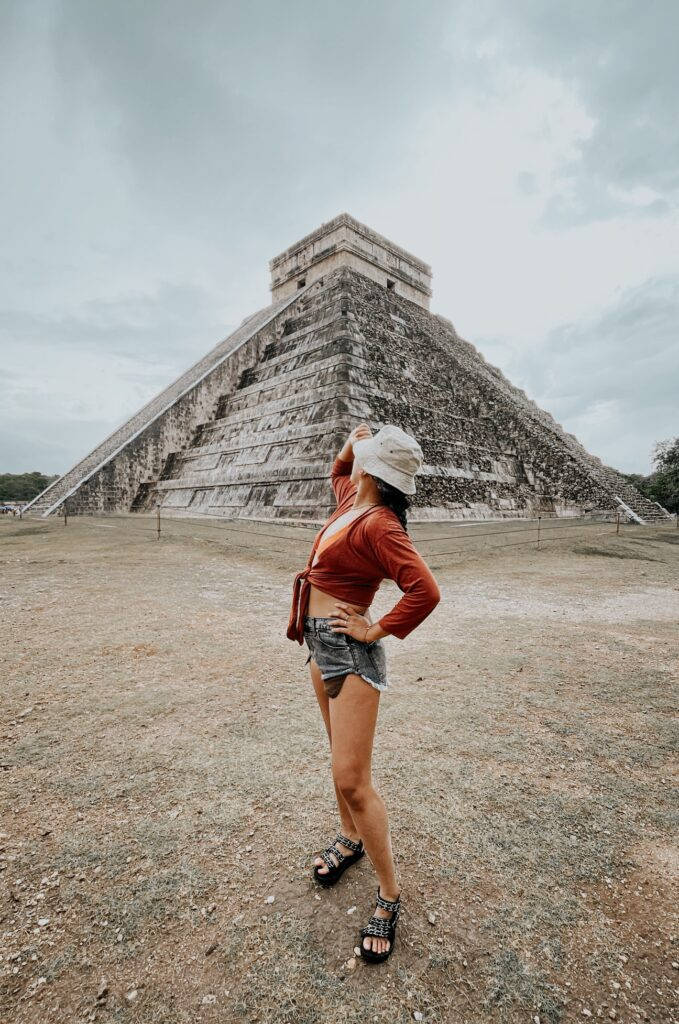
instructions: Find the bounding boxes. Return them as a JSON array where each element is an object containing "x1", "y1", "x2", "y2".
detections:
[{"x1": 370, "y1": 474, "x2": 411, "y2": 532}]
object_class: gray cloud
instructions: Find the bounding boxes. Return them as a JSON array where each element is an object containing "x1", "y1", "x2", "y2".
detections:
[
  {"x1": 479, "y1": 274, "x2": 679, "y2": 473},
  {"x1": 469, "y1": 0, "x2": 679, "y2": 224},
  {"x1": 0, "y1": 0, "x2": 676, "y2": 476},
  {"x1": 0, "y1": 283, "x2": 230, "y2": 360},
  {"x1": 0, "y1": 285, "x2": 236, "y2": 472}
]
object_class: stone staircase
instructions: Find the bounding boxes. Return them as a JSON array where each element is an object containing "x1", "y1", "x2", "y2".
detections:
[
  {"x1": 142, "y1": 277, "x2": 362, "y2": 521},
  {"x1": 604, "y1": 476, "x2": 672, "y2": 523},
  {"x1": 23, "y1": 294, "x2": 304, "y2": 517}
]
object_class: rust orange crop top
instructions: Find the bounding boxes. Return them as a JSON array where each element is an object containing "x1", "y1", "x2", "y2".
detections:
[
  {"x1": 286, "y1": 454, "x2": 441, "y2": 645},
  {"x1": 312, "y1": 516, "x2": 354, "y2": 564}
]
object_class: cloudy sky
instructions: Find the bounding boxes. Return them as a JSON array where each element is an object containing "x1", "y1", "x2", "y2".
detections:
[{"x1": 1, "y1": 0, "x2": 677, "y2": 476}]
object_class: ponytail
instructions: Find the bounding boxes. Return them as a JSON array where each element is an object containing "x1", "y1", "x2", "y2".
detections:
[{"x1": 371, "y1": 475, "x2": 411, "y2": 533}]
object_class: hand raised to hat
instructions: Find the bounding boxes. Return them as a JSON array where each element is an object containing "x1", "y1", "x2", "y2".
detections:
[
  {"x1": 339, "y1": 422, "x2": 372, "y2": 461},
  {"x1": 349, "y1": 422, "x2": 372, "y2": 447},
  {"x1": 328, "y1": 600, "x2": 373, "y2": 642}
]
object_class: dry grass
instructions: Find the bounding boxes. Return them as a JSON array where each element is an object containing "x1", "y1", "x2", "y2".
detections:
[{"x1": 1, "y1": 515, "x2": 678, "y2": 1023}]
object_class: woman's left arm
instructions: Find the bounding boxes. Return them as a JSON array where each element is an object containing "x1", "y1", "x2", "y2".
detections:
[{"x1": 367, "y1": 522, "x2": 441, "y2": 641}]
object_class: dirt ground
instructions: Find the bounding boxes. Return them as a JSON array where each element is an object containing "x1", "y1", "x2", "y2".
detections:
[{"x1": 1, "y1": 514, "x2": 678, "y2": 1024}]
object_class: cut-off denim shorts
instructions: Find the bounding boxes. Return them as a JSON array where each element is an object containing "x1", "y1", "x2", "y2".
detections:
[{"x1": 303, "y1": 615, "x2": 389, "y2": 698}]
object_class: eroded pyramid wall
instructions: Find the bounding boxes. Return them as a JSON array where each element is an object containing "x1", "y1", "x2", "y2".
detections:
[{"x1": 142, "y1": 267, "x2": 662, "y2": 523}]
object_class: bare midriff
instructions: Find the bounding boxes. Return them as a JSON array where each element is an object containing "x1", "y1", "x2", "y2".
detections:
[{"x1": 306, "y1": 583, "x2": 373, "y2": 623}]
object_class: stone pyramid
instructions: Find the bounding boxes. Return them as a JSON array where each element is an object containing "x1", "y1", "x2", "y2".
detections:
[{"x1": 26, "y1": 213, "x2": 667, "y2": 524}]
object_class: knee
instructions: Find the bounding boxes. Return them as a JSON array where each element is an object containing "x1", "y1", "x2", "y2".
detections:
[{"x1": 334, "y1": 768, "x2": 370, "y2": 807}]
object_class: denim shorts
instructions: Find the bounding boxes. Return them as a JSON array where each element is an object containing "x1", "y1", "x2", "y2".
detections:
[{"x1": 303, "y1": 615, "x2": 389, "y2": 698}]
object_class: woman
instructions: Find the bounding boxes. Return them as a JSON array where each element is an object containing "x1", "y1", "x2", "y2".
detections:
[{"x1": 286, "y1": 422, "x2": 441, "y2": 963}]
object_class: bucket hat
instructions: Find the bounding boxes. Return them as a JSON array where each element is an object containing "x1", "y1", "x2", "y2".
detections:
[{"x1": 352, "y1": 424, "x2": 423, "y2": 495}]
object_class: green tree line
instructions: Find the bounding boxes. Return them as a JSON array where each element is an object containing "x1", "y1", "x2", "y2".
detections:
[
  {"x1": 622, "y1": 437, "x2": 679, "y2": 514},
  {"x1": 0, "y1": 472, "x2": 60, "y2": 502}
]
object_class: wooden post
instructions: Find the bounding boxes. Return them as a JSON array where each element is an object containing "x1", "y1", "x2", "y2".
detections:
[
  {"x1": 64, "y1": 503, "x2": 68, "y2": 527},
  {"x1": 616, "y1": 512, "x2": 620, "y2": 535},
  {"x1": 537, "y1": 516, "x2": 541, "y2": 550},
  {"x1": 156, "y1": 504, "x2": 161, "y2": 541}
]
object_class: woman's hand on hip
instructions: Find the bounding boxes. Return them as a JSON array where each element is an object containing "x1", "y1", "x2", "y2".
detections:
[{"x1": 328, "y1": 601, "x2": 371, "y2": 642}]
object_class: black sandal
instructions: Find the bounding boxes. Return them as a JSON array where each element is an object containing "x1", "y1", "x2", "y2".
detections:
[
  {"x1": 312, "y1": 831, "x2": 364, "y2": 887},
  {"x1": 359, "y1": 886, "x2": 401, "y2": 963}
]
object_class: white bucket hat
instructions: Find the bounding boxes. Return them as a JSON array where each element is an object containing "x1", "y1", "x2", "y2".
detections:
[{"x1": 352, "y1": 424, "x2": 424, "y2": 495}]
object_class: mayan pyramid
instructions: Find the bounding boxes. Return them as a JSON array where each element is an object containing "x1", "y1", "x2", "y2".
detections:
[{"x1": 25, "y1": 213, "x2": 667, "y2": 524}]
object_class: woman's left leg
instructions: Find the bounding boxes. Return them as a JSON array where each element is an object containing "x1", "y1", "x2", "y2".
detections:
[{"x1": 328, "y1": 672, "x2": 401, "y2": 956}]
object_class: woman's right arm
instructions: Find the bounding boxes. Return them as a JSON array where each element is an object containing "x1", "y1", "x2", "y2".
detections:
[
  {"x1": 337, "y1": 439, "x2": 354, "y2": 462},
  {"x1": 330, "y1": 451, "x2": 354, "y2": 504},
  {"x1": 330, "y1": 423, "x2": 372, "y2": 504}
]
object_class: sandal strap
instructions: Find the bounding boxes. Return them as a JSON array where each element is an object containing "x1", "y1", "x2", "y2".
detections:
[
  {"x1": 376, "y1": 887, "x2": 401, "y2": 913},
  {"x1": 320, "y1": 845, "x2": 344, "y2": 870},
  {"x1": 360, "y1": 914, "x2": 395, "y2": 939},
  {"x1": 336, "y1": 832, "x2": 362, "y2": 853}
]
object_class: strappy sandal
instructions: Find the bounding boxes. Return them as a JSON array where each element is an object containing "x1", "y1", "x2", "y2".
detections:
[
  {"x1": 312, "y1": 831, "x2": 364, "y2": 887},
  {"x1": 359, "y1": 886, "x2": 401, "y2": 964}
]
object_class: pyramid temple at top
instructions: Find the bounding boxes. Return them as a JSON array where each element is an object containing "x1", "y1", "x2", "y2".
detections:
[{"x1": 26, "y1": 213, "x2": 667, "y2": 524}]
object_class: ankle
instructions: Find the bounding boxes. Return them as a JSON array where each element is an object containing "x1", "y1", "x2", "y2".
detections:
[{"x1": 378, "y1": 885, "x2": 401, "y2": 902}]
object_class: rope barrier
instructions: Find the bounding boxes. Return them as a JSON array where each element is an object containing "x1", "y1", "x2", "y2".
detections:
[
  {"x1": 536, "y1": 530, "x2": 604, "y2": 545},
  {"x1": 113, "y1": 513, "x2": 314, "y2": 544},
  {"x1": 0, "y1": 515, "x2": 157, "y2": 537},
  {"x1": 4, "y1": 508, "x2": 655, "y2": 562},
  {"x1": 418, "y1": 520, "x2": 610, "y2": 546},
  {"x1": 84, "y1": 521, "x2": 157, "y2": 536},
  {"x1": 430, "y1": 538, "x2": 543, "y2": 558},
  {"x1": 418, "y1": 523, "x2": 539, "y2": 544},
  {"x1": 536, "y1": 524, "x2": 609, "y2": 535},
  {"x1": 538, "y1": 517, "x2": 611, "y2": 530},
  {"x1": 428, "y1": 524, "x2": 611, "y2": 557}
]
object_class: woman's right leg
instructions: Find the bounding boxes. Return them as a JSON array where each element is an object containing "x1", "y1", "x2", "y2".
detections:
[{"x1": 309, "y1": 657, "x2": 361, "y2": 874}]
